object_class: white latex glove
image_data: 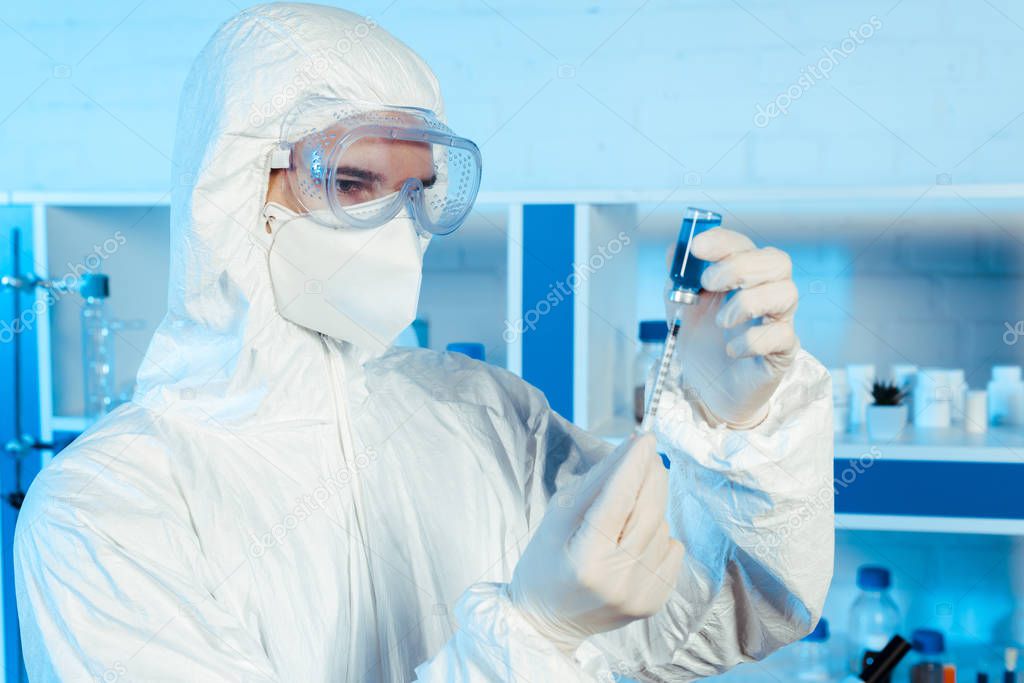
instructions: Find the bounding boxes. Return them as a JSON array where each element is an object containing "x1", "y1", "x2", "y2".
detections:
[
  {"x1": 668, "y1": 228, "x2": 800, "y2": 429},
  {"x1": 509, "y1": 433, "x2": 684, "y2": 655}
]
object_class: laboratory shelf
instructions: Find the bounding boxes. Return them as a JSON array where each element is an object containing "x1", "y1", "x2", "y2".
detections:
[
  {"x1": 836, "y1": 426, "x2": 1024, "y2": 463},
  {"x1": 834, "y1": 427, "x2": 1024, "y2": 535},
  {"x1": 596, "y1": 428, "x2": 1024, "y2": 536}
]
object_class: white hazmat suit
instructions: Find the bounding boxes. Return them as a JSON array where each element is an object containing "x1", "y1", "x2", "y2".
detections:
[{"x1": 15, "y1": 4, "x2": 835, "y2": 681}]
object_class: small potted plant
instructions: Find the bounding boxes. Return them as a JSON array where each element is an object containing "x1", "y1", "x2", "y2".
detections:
[{"x1": 866, "y1": 380, "x2": 908, "y2": 441}]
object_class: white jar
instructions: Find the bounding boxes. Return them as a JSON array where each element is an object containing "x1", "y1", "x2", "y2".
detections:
[
  {"x1": 846, "y1": 364, "x2": 876, "y2": 432},
  {"x1": 830, "y1": 368, "x2": 850, "y2": 434},
  {"x1": 914, "y1": 368, "x2": 952, "y2": 428},
  {"x1": 988, "y1": 366, "x2": 1024, "y2": 427},
  {"x1": 891, "y1": 364, "x2": 918, "y2": 423},
  {"x1": 947, "y1": 369, "x2": 967, "y2": 424},
  {"x1": 965, "y1": 390, "x2": 988, "y2": 434}
]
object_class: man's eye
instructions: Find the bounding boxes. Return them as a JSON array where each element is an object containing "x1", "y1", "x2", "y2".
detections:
[{"x1": 335, "y1": 179, "x2": 366, "y2": 194}]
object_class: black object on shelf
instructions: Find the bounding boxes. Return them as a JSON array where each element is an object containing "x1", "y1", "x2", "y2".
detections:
[{"x1": 860, "y1": 635, "x2": 912, "y2": 683}]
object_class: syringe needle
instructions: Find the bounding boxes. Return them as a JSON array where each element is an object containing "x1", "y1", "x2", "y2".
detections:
[{"x1": 639, "y1": 318, "x2": 681, "y2": 433}]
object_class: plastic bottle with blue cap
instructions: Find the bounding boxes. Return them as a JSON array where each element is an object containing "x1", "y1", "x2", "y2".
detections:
[
  {"x1": 909, "y1": 629, "x2": 946, "y2": 683},
  {"x1": 633, "y1": 320, "x2": 666, "y2": 424},
  {"x1": 849, "y1": 565, "x2": 902, "y2": 674},
  {"x1": 80, "y1": 273, "x2": 114, "y2": 420},
  {"x1": 796, "y1": 618, "x2": 832, "y2": 681}
]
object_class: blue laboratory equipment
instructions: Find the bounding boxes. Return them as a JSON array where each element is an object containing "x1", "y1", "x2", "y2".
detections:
[{"x1": 639, "y1": 207, "x2": 722, "y2": 432}]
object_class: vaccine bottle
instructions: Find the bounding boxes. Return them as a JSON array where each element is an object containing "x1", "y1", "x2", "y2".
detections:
[
  {"x1": 908, "y1": 629, "x2": 945, "y2": 683},
  {"x1": 80, "y1": 274, "x2": 114, "y2": 421},
  {"x1": 848, "y1": 565, "x2": 901, "y2": 673},
  {"x1": 634, "y1": 320, "x2": 666, "y2": 424},
  {"x1": 795, "y1": 618, "x2": 832, "y2": 682},
  {"x1": 668, "y1": 207, "x2": 721, "y2": 306}
]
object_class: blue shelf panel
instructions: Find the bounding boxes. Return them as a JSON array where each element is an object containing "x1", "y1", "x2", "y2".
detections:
[
  {"x1": 834, "y1": 458, "x2": 1024, "y2": 520},
  {"x1": 520, "y1": 204, "x2": 575, "y2": 421},
  {"x1": 1, "y1": 208, "x2": 41, "y2": 683}
]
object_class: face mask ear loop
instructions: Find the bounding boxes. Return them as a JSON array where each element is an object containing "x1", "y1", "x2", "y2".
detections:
[{"x1": 254, "y1": 146, "x2": 280, "y2": 249}]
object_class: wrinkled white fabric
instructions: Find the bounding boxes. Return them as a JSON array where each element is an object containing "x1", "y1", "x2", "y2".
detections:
[
  {"x1": 509, "y1": 434, "x2": 684, "y2": 654},
  {"x1": 262, "y1": 201, "x2": 429, "y2": 352},
  {"x1": 14, "y1": 4, "x2": 835, "y2": 682}
]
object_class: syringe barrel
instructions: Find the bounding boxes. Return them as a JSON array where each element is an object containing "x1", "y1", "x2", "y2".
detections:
[{"x1": 668, "y1": 207, "x2": 721, "y2": 304}]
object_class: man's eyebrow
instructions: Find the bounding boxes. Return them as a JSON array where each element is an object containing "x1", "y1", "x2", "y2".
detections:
[{"x1": 335, "y1": 166, "x2": 385, "y2": 184}]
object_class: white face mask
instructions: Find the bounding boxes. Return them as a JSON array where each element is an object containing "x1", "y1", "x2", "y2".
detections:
[{"x1": 261, "y1": 202, "x2": 430, "y2": 352}]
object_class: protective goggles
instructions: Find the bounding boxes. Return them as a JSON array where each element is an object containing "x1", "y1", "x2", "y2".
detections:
[{"x1": 271, "y1": 97, "x2": 482, "y2": 235}]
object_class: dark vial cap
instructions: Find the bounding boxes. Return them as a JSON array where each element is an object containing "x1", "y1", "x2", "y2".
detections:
[
  {"x1": 857, "y1": 565, "x2": 892, "y2": 590},
  {"x1": 802, "y1": 618, "x2": 829, "y2": 643},
  {"x1": 446, "y1": 342, "x2": 485, "y2": 361},
  {"x1": 79, "y1": 273, "x2": 110, "y2": 300},
  {"x1": 638, "y1": 320, "x2": 667, "y2": 343},
  {"x1": 910, "y1": 629, "x2": 945, "y2": 655}
]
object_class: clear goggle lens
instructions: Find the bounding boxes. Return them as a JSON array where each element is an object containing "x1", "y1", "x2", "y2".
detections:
[{"x1": 279, "y1": 99, "x2": 482, "y2": 235}]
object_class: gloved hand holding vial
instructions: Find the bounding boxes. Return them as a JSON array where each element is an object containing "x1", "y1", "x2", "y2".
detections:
[
  {"x1": 640, "y1": 207, "x2": 721, "y2": 431},
  {"x1": 642, "y1": 207, "x2": 801, "y2": 431}
]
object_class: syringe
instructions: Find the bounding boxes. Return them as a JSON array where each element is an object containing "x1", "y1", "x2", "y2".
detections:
[
  {"x1": 638, "y1": 207, "x2": 722, "y2": 432},
  {"x1": 638, "y1": 313, "x2": 682, "y2": 432}
]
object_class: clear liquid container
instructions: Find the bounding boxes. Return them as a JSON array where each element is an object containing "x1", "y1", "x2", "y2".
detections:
[
  {"x1": 848, "y1": 565, "x2": 901, "y2": 673},
  {"x1": 908, "y1": 629, "x2": 945, "y2": 683},
  {"x1": 634, "y1": 320, "x2": 666, "y2": 424},
  {"x1": 795, "y1": 618, "x2": 833, "y2": 682},
  {"x1": 81, "y1": 274, "x2": 114, "y2": 421}
]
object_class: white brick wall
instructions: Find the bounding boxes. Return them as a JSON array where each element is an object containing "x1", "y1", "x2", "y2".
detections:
[{"x1": 1, "y1": 1, "x2": 1022, "y2": 192}]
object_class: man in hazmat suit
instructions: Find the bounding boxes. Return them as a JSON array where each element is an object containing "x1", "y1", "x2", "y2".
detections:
[{"x1": 15, "y1": 4, "x2": 834, "y2": 681}]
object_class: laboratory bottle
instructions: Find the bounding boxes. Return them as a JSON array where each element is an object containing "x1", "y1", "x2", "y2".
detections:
[
  {"x1": 831, "y1": 368, "x2": 850, "y2": 434},
  {"x1": 908, "y1": 629, "x2": 945, "y2": 683},
  {"x1": 987, "y1": 366, "x2": 1024, "y2": 427},
  {"x1": 81, "y1": 274, "x2": 114, "y2": 421},
  {"x1": 795, "y1": 618, "x2": 833, "y2": 682},
  {"x1": 634, "y1": 320, "x2": 666, "y2": 424},
  {"x1": 848, "y1": 565, "x2": 901, "y2": 673}
]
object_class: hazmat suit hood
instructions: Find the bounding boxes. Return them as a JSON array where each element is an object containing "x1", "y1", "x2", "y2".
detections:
[{"x1": 134, "y1": 3, "x2": 443, "y2": 420}]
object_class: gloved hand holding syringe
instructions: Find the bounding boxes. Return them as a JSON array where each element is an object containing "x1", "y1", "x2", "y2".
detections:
[{"x1": 638, "y1": 207, "x2": 722, "y2": 433}]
